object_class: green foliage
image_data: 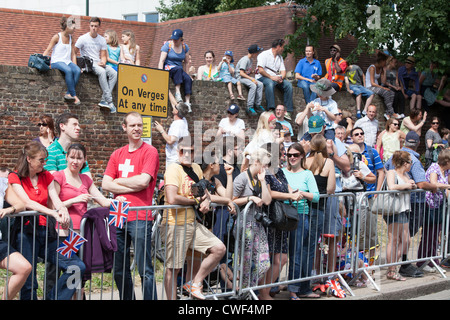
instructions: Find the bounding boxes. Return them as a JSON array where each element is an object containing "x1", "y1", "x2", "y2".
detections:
[
  {"x1": 284, "y1": 0, "x2": 450, "y2": 74},
  {"x1": 157, "y1": 0, "x2": 280, "y2": 21}
]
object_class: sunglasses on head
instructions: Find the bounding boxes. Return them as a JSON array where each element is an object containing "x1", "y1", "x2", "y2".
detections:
[{"x1": 38, "y1": 123, "x2": 48, "y2": 127}]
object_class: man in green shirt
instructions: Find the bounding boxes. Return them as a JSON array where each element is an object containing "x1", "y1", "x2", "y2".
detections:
[{"x1": 44, "y1": 113, "x2": 91, "y2": 178}]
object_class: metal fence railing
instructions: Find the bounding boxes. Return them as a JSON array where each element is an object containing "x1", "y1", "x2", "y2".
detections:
[{"x1": 1, "y1": 189, "x2": 448, "y2": 300}]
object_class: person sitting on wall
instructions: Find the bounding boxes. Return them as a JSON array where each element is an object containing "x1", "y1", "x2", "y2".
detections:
[
  {"x1": 256, "y1": 39, "x2": 294, "y2": 120},
  {"x1": 323, "y1": 44, "x2": 348, "y2": 92},
  {"x1": 158, "y1": 29, "x2": 193, "y2": 112}
]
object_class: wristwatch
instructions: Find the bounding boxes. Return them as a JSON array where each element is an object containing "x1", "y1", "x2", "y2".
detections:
[{"x1": 328, "y1": 152, "x2": 335, "y2": 158}]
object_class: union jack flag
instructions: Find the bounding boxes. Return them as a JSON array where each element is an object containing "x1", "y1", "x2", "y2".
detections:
[
  {"x1": 108, "y1": 200, "x2": 130, "y2": 229},
  {"x1": 56, "y1": 230, "x2": 87, "y2": 259}
]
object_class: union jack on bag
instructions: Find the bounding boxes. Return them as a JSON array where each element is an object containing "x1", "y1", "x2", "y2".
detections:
[
  {"x1": 108, "y1": 200, "x2": 130, "y2": 229},
  {"x1": 56, "y1": 229, "x2": 87, "y2": 259}
]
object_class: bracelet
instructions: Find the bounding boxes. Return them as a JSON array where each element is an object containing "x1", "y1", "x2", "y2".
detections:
[
  {"x1": 10, "y1": 206, "x2": 16, "y2": 214},
  {"x1": 247, "y1": 196, "x2": 250, "y2": 203}
]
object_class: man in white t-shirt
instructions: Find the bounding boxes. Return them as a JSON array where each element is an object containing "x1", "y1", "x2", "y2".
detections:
[
  {"x1": 354, "y1": 104, "x2": 379, "y2": 147},
  {"x1": 74, "y1": 17, "x2": 117, "y2": 113},
  {"x1": 154, "y1": 101, "x2": 190, "y2": 167},
  {"x1": 256, "y1": 39, "x2": 293, "y2": 120}
]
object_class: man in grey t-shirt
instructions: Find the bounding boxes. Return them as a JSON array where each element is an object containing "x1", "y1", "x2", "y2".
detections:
[
  {"x1": 235, "y1": 44, "x2": 264, "y2": 116},
  {"x1": 75, "y1": 17, "x2": 117, "y2": 113}
]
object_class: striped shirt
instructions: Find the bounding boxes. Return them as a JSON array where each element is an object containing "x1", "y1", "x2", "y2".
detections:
[
  {"x1": 362, "y1": 143, "x2": 383, "y2": 196},
  {"x1": 44, "y1": 139, "x2": 90, "y2": 174}
]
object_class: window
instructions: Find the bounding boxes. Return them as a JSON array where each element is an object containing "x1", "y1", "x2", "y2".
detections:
[
  {"x1": 145, "y1": 12, "x2": 159, "y2": 23},
  {"x1": 124, "y1": 14, "x2": 138, "y2": 21}
]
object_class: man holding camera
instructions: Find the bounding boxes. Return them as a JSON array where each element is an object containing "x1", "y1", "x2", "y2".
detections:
[
  {"x1": 162, "y1": 137, "x2": 226, "y2": 300},
  {"x1": 323, "y1": 44, "x2": 348, "y2": 92}
]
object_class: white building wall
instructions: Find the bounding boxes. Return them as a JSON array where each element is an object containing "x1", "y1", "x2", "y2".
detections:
[{"x1": 0, "y1": 0, "x2": 167, "y2": 22}]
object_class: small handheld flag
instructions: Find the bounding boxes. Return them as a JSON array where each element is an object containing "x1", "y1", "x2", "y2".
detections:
[
  {"x1": 56, "y1": 229, "x2": 87, "y2": 258},
  {"x1": 108, "y1": 200, "x2": 130, "y2": 228}
]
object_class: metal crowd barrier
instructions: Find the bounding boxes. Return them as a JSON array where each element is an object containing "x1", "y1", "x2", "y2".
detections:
[{"x1": 1, "y1": 189, "x2": 449, "y2": 300}]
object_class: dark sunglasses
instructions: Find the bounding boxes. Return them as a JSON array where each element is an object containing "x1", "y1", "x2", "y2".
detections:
[
  {"x1": 287, "y1": 153, "x2": 300, "y2": 158},
  {"x1": 432, "y1": 122, "x2": 439, "y2": 125},
  {"x1": 38, "y1": 123, "x2": 48, "y2": 127},
  {"x1": 353, "y1": 132, "x2": 364, "y2": 137},
  {"x1": 392, "y1": 123, "x2": 399, "y2": 126}
]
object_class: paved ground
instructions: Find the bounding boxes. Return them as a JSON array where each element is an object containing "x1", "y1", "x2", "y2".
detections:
[{"x1": 270, "y1": 268, "x2": 450, "y2": 301}]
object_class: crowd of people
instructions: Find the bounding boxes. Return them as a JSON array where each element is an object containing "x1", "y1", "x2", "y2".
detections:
[{"x1": 1, "y1": 16, "x2": 450, "y2": 301}]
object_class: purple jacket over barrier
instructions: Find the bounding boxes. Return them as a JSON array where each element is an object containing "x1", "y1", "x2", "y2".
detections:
[{"x1": 82, "y1": 207, "x2": 117, "y2": 281}]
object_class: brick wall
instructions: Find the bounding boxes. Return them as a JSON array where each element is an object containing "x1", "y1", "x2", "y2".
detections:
[{"x1": 0, "y1": 64, "x2": 397, "y2": 185}]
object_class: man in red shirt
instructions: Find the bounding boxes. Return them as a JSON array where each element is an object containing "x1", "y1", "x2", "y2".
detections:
[{"x1": 102, "y1": 112, "x2": 159, "y2": 300}]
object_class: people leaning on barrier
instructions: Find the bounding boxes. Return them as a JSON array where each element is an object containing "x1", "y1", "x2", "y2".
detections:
[
  {"x1": 163, "y1": 136, "x2": 226, "y2": 300},
  {"x1": 0, "y1": 177, "x2": 32, "y2": 300},
  {"x1": 232, "y1": 147, "x2": 272, "y2": 296},
  {"x1": 419, "y1": 149, "x2": 450, "y2": 273},
  {"x1": 384, "y1": 130, "x2": 438, "y2": 278},
  {"x1": 282, "y1": 143, "x2": 320, "y2": 300},
  {"x1": 261, "y1": 142, "x2": 299, "y2": 300},
  {"x1": 384, "y1": 151, "x2": 417, "y2": 281},
  {"x1": 8, "y1": 141, "x2": 85, "y2": 300},
  {"x1": 102, "y1": 112, "x2": 160, "y2": 300}
]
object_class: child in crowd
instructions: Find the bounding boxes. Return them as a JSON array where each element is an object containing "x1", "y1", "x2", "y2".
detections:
[
  {"x1": 441, "y1": 128, "x2": 450, "y2": 148},
  {"x1": 345, "y1": 64, "x2": 374, "y2": 119},
  {"x1": 218, "y1": 50, "x2": 245, "y2": 101},
  {"x1": 104, "y1": 29, "x2": 121, "y2": 71},
  {"x1": 120, "y1": 30, "x2": 140, "y2": 66}
]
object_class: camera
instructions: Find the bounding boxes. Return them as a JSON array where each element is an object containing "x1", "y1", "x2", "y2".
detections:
[
  {"x1": 351, "y1": 152, "x2": 362, "y2": 171},
  {"x1": 254, "y1": 210, "x2": 274, "y2": 228},
  {"x1": 191, "y1": 179, "x2": 215, "y2": 198}
]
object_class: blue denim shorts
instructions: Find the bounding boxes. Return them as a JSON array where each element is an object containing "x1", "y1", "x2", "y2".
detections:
[{"x1": 383, "y1": 210, "x2": 410, "y2": 225}]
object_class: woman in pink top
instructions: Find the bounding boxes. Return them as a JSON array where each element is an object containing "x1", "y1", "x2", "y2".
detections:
[{"x1": 53, "y1": 144, "x2": 123, "y2": 233}]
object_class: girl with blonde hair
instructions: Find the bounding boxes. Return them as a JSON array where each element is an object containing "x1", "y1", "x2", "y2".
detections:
[{"x1": 120, "y1": 30, "x2": 141, "y2": 65}]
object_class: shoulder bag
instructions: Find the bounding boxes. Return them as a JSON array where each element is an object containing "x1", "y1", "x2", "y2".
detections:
[
  {"x1": 28, "y1": 53, "x2": 51, "y2": 72},
  {"x1": 268, "y1": 199, "x2": 299, "y2": 231},
  {"x1": 370, "y1": 176, "x2": 402, "y2": 216}
]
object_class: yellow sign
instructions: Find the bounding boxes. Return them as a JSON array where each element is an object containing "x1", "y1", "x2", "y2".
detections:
[
  {"x1": 142, "y1": 116, "x2": 152, "y2": 138},
  {"x1": 117, "y1": 64, "x2": 169, "y2": 118}
]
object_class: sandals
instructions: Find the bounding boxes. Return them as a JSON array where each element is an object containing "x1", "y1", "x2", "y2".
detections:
[
  {"x1": 237, "y1": 95, "x2": 246, "y2": 100},
  {"x1": 387, "y1": 270, "x2": 406, "y2": 281},
  {"x1": 230, "y1": 94, "x2": 235, "y2": 100}
]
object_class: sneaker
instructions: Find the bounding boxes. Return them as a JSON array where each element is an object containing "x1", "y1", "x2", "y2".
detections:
[
  {"x1": 393, "y1": 113, "x2": 402, "y2": 119},
  {"x1": 422, "y1": 265, "x2": 436, "y2": 273},
  {"x1": 440, "y1": 259, "x2": 450, "y2": 268},
  {"x1": 399, "y1": 264, "x2": 424, "y2": 278},
  {"x1": 108, "y1": 103, "x2": 117, "y2": 114},
  {"x1": 98, "y1": 100, "x2": 109, "y2": 108},
  {"x1": 183, "y1": 281, "x2": 205, "y2": 300},
  {"x1": 175, "y1": 92, "x2": 183, "y2": 103},
  {"x1": 285, "y1": 112, "x2": 292, "y2": 121},
  {"x1": 384, "y1": 113, "x2": 390, "y2": 120},
  {"x1": 362, "y1": 110, "x2": 367, "y2": 116},
  {"x1": 246, "y1": 107, "x2": 257, "y2": 116},
  {"x1": 399, "y1": 113, "x2": 405, "y2": 119},
  {"x1": 185, "y1": 102, "x2": 192, "y2": 113},
  {"x1": 356, "y1": 111, "x2": 361, "y2": 119},
  {"x1": 256, "y1": 105, "x2": 265, "y2": 113},
  {"x1": 436, "y1": 265, "x2": 447, "y2": 274}
]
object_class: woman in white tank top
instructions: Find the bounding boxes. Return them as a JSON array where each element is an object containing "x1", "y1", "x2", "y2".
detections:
[
  {"x1": 43, "y1": 17, "x2": 81, "y2": 105},
  {"x1": 384, "y1": 150, "x2": 417, "y2": 281}
]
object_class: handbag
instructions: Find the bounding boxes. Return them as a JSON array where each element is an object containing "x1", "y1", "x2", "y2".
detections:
[
  {"x1": 268, "y1": 200, "x2": 299, "y2": 231},
  {"x1": 28, "y1": 53, "x2": 51, "y2": 72},
  {"x1": 370, "y1": 176, "x2": 402, "y2": 216},
  {"x1": 76, "y1": 56, "x2": 94, "y2": 73}
]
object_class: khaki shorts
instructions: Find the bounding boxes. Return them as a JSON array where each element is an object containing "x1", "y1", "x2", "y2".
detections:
[{"x1": 160, "y1": 222, "x2": 223, "y2": 269}]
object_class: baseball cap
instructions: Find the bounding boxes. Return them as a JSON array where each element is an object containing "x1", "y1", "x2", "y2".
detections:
[
  {"x1": 170, "y1": 29, "x2": 183, "y2": 40},
  {"x1": 224, "y1": 50, "x2": 234, "y2": 63},
  {"x1": 330, "y1": 44, "x2": 341, "y2": 52},
  {"x1": 227, "y1": 104, "x2": 240, "y2": 114},
  {"x1": 308, "y1": 116, "x2": 325, "y2": 134},
  {"x1": 405, "y1": 131, "x2": 420, "y2": 144},
  {"x1": 248, "y1": 44, "x2": 263, "y2": 54}
]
